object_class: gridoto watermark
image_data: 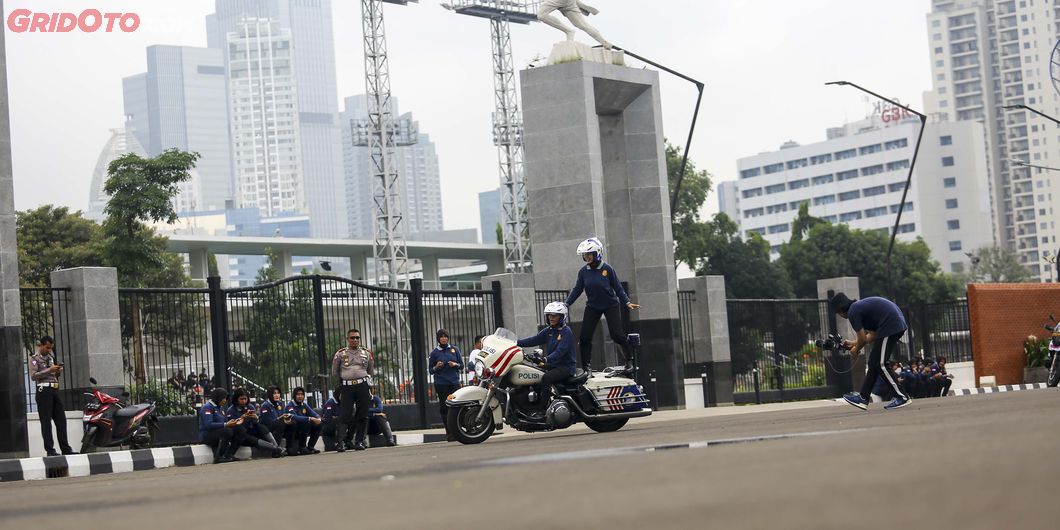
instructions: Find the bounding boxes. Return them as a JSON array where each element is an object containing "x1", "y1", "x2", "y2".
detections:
[{"x1": 7, "y1": 9, "x2": 141, "y2": 33}]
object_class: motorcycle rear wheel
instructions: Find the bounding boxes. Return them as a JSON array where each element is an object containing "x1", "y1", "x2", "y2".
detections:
[
  {"x1": 447, "y1": 405, "x2": 495, "y2": 444},
  {"x1": 586, "y1": 417, "x2": 628, "y2": 433}
]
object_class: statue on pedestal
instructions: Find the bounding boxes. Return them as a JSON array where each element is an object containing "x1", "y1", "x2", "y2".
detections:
[{"x1": 537, "y1": 0, "x2": 611, "y2": 49}]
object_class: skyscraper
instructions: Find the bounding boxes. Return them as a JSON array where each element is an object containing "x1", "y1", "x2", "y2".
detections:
[
  {"x1": 209, "y1": 0, "x2": 347, "y2": 238},
  {"x1": 925, "y1": 0, "x2": 1060, "y2": 281},
  {"x1": 121, "y1": 45, "x2": 232, "y2": 212},
  {"x1": 226, "y1": 19, "x2": 305, "y2": 217},
  {"x1": 479, "y1": 188, "x2": 501, "y2": 244},
  {"x1": 341, "y1": 95, "x2": 444, "y2": 240}
]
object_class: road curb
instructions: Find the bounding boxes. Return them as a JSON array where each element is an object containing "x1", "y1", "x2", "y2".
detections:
[
  {"x1": 0, "y1": 433, "x2": 449, "y2": 483},
  {"x1": 948, "y1": 383, "x2": 1050, "y2": 396}
]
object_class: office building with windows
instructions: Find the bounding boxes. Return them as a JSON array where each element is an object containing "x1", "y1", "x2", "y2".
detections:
[
  {"x1": 724, "y1": 115, "x2": 995, "y2": 273},
  {"x1": 925, "y1": 0, "x2": 1060, "y2": 281}
]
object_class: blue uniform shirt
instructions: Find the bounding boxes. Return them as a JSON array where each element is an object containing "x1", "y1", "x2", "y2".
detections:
[
  {"x1": 848, "y1": 297, "x2": 907, "y2": 338},
  {"x1": 197, "y1": 400, "x2": 228, "y2": 442},
  {"x1": 321, "y1": 398, "x2": 339, "y2": 423},
  {"x1": 369, "y1": 395, "x2": 384, "y2": 415},
  {"x1": 565, "y1": 262, "x2": 630, "y2": 312},
  {"x1": 517, "y1": 325, "x2": 576, "y2": 375},
  {"x1": 225, "y1": 403, "x2": 259, "y2": 430},
  {"x1": 285, "y1": 400, "x2": 320, "y2": 424},
  {"x1": 429, "y1": 345, "x2": 464, "y2": 385},
  {"x1": 258, "y1": 399, "x2": 286, "y2": 427}
]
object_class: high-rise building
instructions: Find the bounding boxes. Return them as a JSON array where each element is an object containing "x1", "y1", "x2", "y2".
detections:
[
  {"x1": 122, "y1": 45, "x2": 232, "y2": 212},
  {"x1": 479, "y1": 188, "x2": 501, "y2": 244},
  {"x1": 341, "y1": 95, "x2": 444, "y2": 239},
  {"x1": 226, "y1": 19, "x2": 305, "y2": 218},
  {"x1": 209, "y1": 0, "x2": 347, "y2": 238},
  {"x1": 925, "y1": 0, "x2": 1060, "y2": 281},
  {"x1": 725, "y1": 116, "x2": 995, "y2": 274}
]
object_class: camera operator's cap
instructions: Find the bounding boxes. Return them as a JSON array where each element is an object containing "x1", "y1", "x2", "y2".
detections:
[{"x1": 829, "y1": 292, "x2": 854, "y2": 314}]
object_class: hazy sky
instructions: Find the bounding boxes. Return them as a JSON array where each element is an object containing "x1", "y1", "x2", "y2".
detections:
[{"x1": 5, "y1": 0, "x2": 932, "y2": 233}]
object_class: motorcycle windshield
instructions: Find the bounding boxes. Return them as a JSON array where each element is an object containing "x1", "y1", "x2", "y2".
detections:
[{"x1": 493, "y1": 328, "x2": 518, "y2": 342}]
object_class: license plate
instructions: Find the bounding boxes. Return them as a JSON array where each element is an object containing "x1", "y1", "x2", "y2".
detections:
[{"x1": 85, "y1": 403, "x2": 100, "y2": 411}]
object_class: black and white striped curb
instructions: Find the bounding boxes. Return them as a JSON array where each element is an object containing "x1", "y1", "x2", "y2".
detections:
[
  {"x1": 948, "y1": 383, "x2": 1050, "y2": 396},
  {"x1": 0, "y1": 432, "x2": 448, "y2": 483}
]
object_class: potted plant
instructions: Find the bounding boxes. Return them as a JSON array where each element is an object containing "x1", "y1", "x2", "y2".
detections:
[{"x1": 1024, "y1": 335, "x2": 1049, "y2": 383}]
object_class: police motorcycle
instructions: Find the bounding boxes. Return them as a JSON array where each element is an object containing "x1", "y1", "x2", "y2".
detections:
[
  {"x1": 1044, "y1": 314, "x2": 1060, "y2": 387},
  {"x1": 445, "y1": 328, "x2": 652, "y2": 444},
  {"x1": 80, "y1": 377, "x2": 159, "y2": 453}
]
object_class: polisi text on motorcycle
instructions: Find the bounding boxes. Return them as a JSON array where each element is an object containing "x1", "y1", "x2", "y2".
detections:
[{"x1": 7, "y1": 9, "x2": 141, "y2": 33}]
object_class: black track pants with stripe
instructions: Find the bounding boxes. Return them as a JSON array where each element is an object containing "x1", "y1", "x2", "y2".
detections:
[{"x1": 859, "y1": 332, "x2": 908, "y2": 401}]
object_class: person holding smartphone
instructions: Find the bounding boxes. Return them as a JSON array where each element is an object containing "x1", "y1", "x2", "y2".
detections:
[
  {"x1": 285, "y1": 387, "x2": 323, "y2": 455},
  {"x1": 428, "y1": 329, "x2": 463, "y2": 442},
  {"x1": 29, "y1": 336, "x2": 75, "y2": 456},
  {"x1": 226, "y1": 388, "x2": 285, "y2": 457},
  {"x1": 258, "y1": 386, "x2": 295, "y2": 450},
  {"x1": 331, "y1": 329, "x2": 375, "y2": 451}
]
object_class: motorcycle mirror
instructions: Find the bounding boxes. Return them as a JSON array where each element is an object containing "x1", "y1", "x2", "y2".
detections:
[{"x1": 89, "y1": 377, "x2": 98, "y2": 385}]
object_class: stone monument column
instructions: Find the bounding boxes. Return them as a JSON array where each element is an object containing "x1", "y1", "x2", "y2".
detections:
[
  {"x1": 0, "y1": 0, "x2": 30, "y2": 458},
  {"x1": 521, "y1": 58, "x2": 685, "y2": 408}
]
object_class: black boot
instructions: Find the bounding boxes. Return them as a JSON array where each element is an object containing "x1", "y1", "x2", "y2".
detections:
[
  {"x1": 214, "y1": 439, "x2": 232, "y2": 464},
  {"x1": 353, "y1": 420, "x2": 369, "y2": 450},
  {"x1": 334, "y1": 423, "x2": 347, "y2": 452},
  {"x1": 306, "y1": 430, "x2": 321, "y2": 454},
  {"x1": 380, "y1": 419, "x2": 396, "y2": 447},
  {"x1": 257, "y1": 437, "x2": 285, "y2": 458}
]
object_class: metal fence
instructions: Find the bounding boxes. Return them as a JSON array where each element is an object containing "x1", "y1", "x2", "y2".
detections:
[
  {"x1": 678, "y1": 290, "x2": 696, "y2": 366},
  {"x1": 19, "y1": 288, "x2": 74, "y2": 412},
  {"x1": 535, "y1": 289, "x2": 568, "y2": 316},
  {"x1": 904, "y1": 299, "x2": 972, "y2": 363},
  {"x1": 726, "y1": 299, "x2": 834, "y2": 395},
  {"x1": 118, "y1": 288, "x2": 214, "y2": 416},
  {"x1": 422, "y1": 287, "x2": 500, "y2": 389}
]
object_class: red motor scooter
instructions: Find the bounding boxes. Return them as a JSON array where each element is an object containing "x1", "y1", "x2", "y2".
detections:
[{"x1": 80, "y1": 377, "x2": 159, "y2": 453}]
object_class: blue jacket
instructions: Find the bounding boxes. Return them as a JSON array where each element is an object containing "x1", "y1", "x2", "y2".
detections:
[
  {"x1": 517, "y1": 325, "x2": 576, "y2": 375},
  {"x1": 197, "y1": 400, "x2": 229, "y2": 442},
  {"x1": 285, "y1": 400, "x2": 320, "y2": 424},
  {"x1": 369, "y1": 395, "x2": 384, "y2": 415},
  {"x1": 565, "y1": 262, "x2": 630, "y2": 311},
  {"x1": 258, "y1": 399, "x2": 287, "y2": 428},
  {"x1": 321, "y1": 398, "x2": 340, "y2": 423},
  {"x1": 225, "y1": 403, "x2": 259, "y2": 431},
  {"x1": 429, "y1": 345, "x2": 464, "y2": 385},
  {"x1": 848, "y1": 297, "x2": 907, "y2": 338}
]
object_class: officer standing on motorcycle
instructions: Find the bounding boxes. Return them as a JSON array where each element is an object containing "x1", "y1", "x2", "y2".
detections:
[
  {"x1": 331, "y1": 329, "x2": 374, "y2": 451},
  {"x1": 199, "y1": 388, "x2": 245, "y2": 463},
  {"x1": 565, "y1": 237, "x2": 640, "y2": 372},
  {"x1": 429, "y1": 329, "x2": 463, "y2": 442},
  {"x1": 29, "y1": 336, "x2": 75, "y2": 456},
  {"x1": 517, "y1": 302, "x2": 577, "y2": 400},
  {"x1": 226, "y1": 388, "x2": 285, "y2": 457}
]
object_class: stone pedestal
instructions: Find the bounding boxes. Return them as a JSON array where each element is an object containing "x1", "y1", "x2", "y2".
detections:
[
  {"x1": 679, "y1": 276, "x2": 733, "y2": 406},
  {"x1": 547, "y1": 41, "x2": 625, "y2": 66},
  {"x1": 481, "y1": 273, "x2": 539, "y2": 340},
  {"x1": 817, "y1": 277, "x2": 862, "y2": 393},
  {"x1": 50, "y1": 268, "x2": 123, "y2": 389},
  {"x1": 521, "y1": 60, "x2": 684, "y2": 409}
]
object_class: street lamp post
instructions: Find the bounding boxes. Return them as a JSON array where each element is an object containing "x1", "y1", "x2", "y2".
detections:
[
  {"x1": 826, "y1": 81, "x2": 927, "y2": 300},
  {"x1": 1002, "y1": 104, "x2": 1060, "y2": 126}
]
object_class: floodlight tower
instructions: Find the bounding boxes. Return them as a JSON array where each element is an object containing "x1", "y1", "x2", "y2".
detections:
[
  {"x1": 355, "y1": 0, "x2": 420, "y2": 289},
  {"x1": 443, "y1": 1, "x2": 539, "y2": 273}
]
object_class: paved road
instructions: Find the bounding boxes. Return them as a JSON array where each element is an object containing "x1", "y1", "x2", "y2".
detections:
[{"x1": 2, "y1": 390, "x2": 1056, "y2": 530}]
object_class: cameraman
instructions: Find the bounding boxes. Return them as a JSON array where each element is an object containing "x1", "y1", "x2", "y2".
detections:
[{"x1": 830, "y1": 293, "x2": 912, "y2": 411}]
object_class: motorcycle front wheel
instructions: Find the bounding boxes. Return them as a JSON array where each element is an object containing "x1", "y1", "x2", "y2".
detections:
[
  {"x1": 446, "y1": 405, "x2": 495, "y2": 444},
  {"x1": 1048, "y1": 353, "x2": 1060, "y2": 387}
]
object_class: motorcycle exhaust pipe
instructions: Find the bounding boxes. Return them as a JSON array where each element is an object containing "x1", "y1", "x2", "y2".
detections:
[{"x1": 559, "y1": 396, "x2": 653, "y2": 421}]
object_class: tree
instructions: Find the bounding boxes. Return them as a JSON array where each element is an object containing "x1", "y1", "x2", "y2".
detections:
[
  {"x1": 693, "y1": 213, "x2": 793, "y2": 299},
  {"x1": 789, "y1": 201, "x2": 825, "y2": 243},
  {"x1": 666, "y1": 142, "x2": 714, "y2": 270},
  {"x1": 495, "y1": 222, "x2": 503, "y2": 245},
  {"x1": 15, "y1": 205, "x2": 105, "y2": 287},
  {"x1": 101, "y1": 149, "x2": 199, "y2": 288},
  {"x1": 778, "y1": 222, "x2": 961, "y2": 307},
  {"x1": 966, "y1": 246, "x2": 1032, "y2": 283}
]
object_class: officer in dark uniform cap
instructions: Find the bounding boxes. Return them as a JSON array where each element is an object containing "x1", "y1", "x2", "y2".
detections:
[
  {"x1": 29, "y1": 336, "x2": 75, "y2": 456},
  {"x1": 331, "y1": 328, "x2": 375, "y2": 451}
]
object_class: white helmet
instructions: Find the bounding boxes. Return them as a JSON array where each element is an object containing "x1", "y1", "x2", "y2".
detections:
[
  {"x1": 543, "y1": 301, "x2": 568, "y2": 325},
  {"x1": 576, "y1": 237, "x2": 603, "y2": 259}
]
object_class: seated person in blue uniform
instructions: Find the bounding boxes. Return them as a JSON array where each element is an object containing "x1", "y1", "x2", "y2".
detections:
[
  {"x1": 198, "y1": 387, "x2": 245, "y2": 464},
  {"x1": 285, "y1": 387, "x2": 323, "y2": 455},
  {"x1": 367, "y1": 389, "x2": 396, "y2": 447},
  {"x1": 226, "y1": 388, "x2": 285, "y2": 457},
  {"x1": 258, "y1": 386, "x2": 295, "y2": 448},
  {"x1": 321, "y1": 389, "x2": 344, "y2": 452}
]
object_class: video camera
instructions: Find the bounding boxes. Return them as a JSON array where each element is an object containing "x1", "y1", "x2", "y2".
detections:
[{"x1": 815, "y1": 333, "x2": 847, "y2": 352}]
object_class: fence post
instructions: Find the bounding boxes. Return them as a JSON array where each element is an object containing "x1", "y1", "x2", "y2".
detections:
[
  {"x1": 311, "y1": 276, "x2": 329, "y2": 397},
  {"x1": 918, "y1": 303, "x2": 932, "y2": 360},
  {"x1": 491, "y1": 281, "x2": 504, "y2": 329},
  {"x1": 408, "y1": 279, "x2": 429, "y2": 428},
  {"x1": 770, "y1": 301, "x2": 784, "y2": 401},
  {"x1": 752, "y1": 367, "x2": 761, "y2": 404},
  {"x1": 207, "y1": 276, "x2": 230, "y2": 389},
  {"x1": 700, "y1": 363, "x2": 710, "y2": 408}
]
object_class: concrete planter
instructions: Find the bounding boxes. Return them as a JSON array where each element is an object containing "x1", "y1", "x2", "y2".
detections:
[{"x1": 1023, "y1": 366, "x2": 1049, "y2": 384}]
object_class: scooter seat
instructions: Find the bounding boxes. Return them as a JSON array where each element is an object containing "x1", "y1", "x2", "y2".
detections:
[{"x1": 116, "y1": 403, "x2": 151, "y2": 418}]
